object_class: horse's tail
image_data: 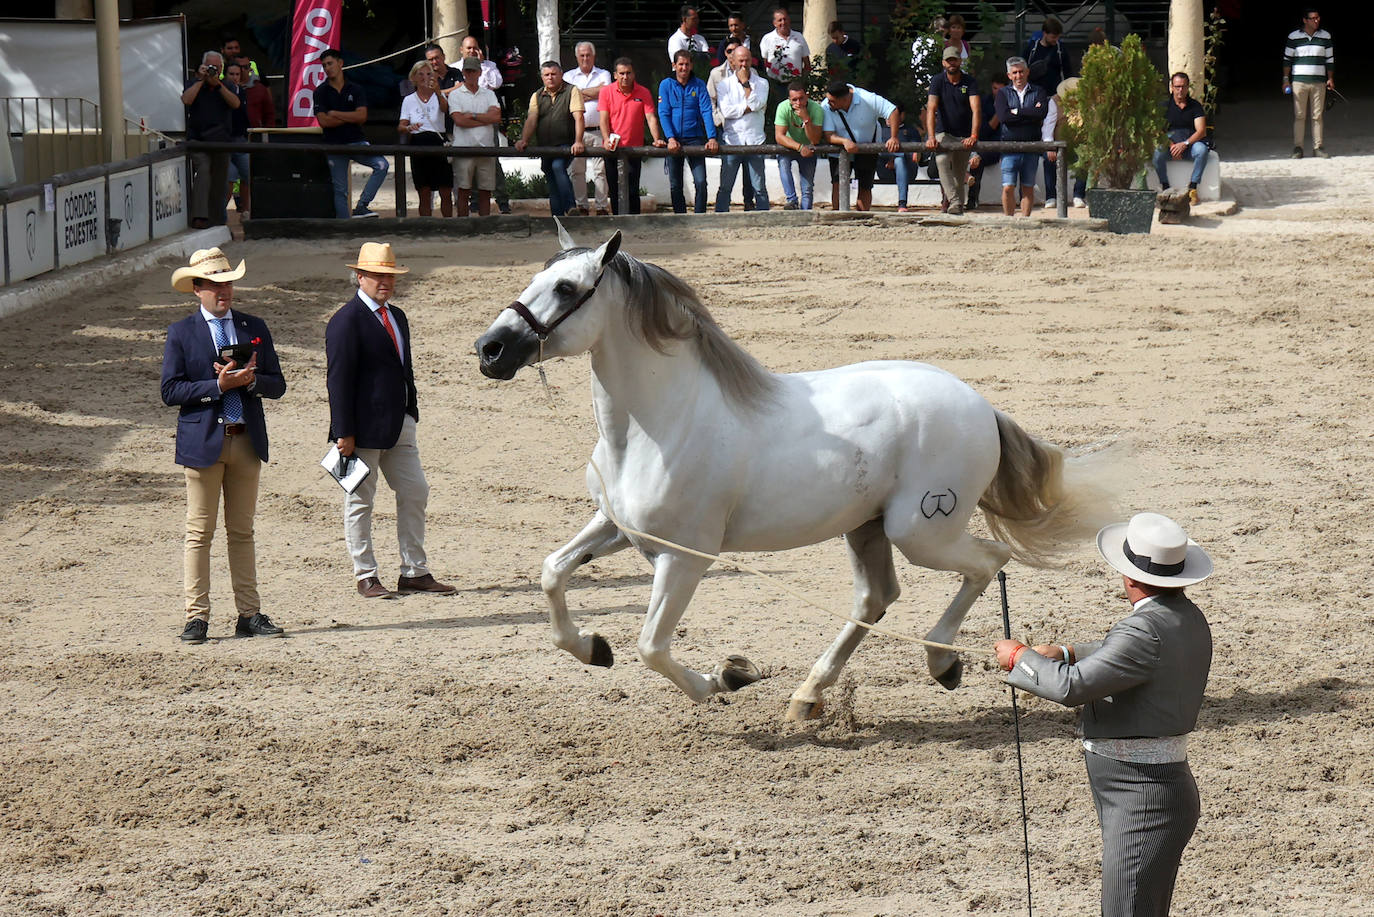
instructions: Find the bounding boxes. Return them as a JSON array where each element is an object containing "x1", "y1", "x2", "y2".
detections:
[{"x1": 978, "y1": 409, "x2": 1120, "y2": 568}]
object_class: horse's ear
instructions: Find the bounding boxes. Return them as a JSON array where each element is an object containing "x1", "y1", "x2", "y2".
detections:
[
  {"x1": 596, "y1": 231, "x2": 622, "y2": 268},
  {"x1": 555, "y1": 218, "x2": 577, "y2": 251}
]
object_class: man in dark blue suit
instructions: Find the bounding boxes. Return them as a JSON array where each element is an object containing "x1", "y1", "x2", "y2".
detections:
[
  {"x1": 326, "y1": 242, "x2": 455, "y2": 599},
  {"x1": 161, "y1": 248, "x2": 286, "y2": 643}
]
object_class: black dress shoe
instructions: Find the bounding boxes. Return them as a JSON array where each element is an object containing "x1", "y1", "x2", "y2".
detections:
[
  {"x1": 357, "y1": 576, "x2": 397, "y2": 599},
  {"x1": 180, "y1": 618, "x2": 208, "y2": 644},
  {"x1": 236, "y1": 612, "x2": 284, "y2": 637},
  {"x1": 397, "y1": 573, "x2": 458, "y2": 595}
]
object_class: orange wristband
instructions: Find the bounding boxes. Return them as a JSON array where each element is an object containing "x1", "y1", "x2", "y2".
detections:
[{"x1": 1009, "y1": 644, "x2": 1028, "y2": 669}]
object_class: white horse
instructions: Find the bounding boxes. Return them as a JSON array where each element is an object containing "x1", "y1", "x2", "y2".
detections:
[{"x1": 477, "y1": 229, "x2": 1113, "y2": 720}]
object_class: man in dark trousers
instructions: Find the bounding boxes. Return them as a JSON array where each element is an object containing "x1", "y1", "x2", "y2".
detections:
[
  {"x1": 995, "y1": 512, "x2": 1214, "y2": 917},
  {"x1": 181, "y1": 50, "x2": 241, "y2": 228},
  {"x1": 315, "y1": 48, "x2": 389, "y2": 218},
  {"x1": 162, "y1": 247, "x2": 286, "y2": 643},
  {"x1": 326, "y1": 242, "x2": 455, "y2": 600},
  {"x1": 1023, "y1": 16, "x2": 1075, "y2": 208}
]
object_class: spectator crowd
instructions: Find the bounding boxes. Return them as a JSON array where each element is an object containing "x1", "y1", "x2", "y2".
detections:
[{"x1": 184, "y1": 6, "x2": 1333, "y2": 221}]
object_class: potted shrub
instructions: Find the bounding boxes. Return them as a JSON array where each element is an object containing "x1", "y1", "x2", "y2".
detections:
[{"x1": 1061, "y1": 33, "x2": 1165, "y2": 233}]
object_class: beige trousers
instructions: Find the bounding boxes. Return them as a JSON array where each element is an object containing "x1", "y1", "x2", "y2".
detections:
[
  {"x1": 935, "y1": 133, "x2": 971, "y2": 208},
  {"x1": 1292, "y1": 81, "x2": 1326, "y2": 150},
  {"x1": 570, "y1": 129, "x2": 609, "y2": 211},
  {"x1": 184, "y1": 431, "x2": 261, "y2": 621},
  {"x1": 344, "y1": 415, "x2": 430, "y2": 581}
]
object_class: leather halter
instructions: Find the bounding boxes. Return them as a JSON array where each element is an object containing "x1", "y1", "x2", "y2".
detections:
[{"x1": 505, "y1": 268, "x2": 606, "y2": 341}]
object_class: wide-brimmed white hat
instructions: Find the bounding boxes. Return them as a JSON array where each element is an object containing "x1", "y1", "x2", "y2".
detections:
[
  {"x1": 347, "y1": 242, "x2": 409, "y2": 274},
  {"x1": 171, "y1": 247, "x2": 246, "y2": 292},
  {"x1": 1096, "y1": 512, "x2": 1213, "y2": 588}
]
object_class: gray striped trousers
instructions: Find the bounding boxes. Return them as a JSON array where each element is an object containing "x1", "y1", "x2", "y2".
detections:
[{"x1": 1085, "y1": 752, "x2": 1200, "y2": 917}]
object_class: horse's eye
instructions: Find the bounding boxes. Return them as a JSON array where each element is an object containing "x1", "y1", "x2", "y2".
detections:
[{"x1": 555, "y1": 281, "x2": 575, "y2": 296}]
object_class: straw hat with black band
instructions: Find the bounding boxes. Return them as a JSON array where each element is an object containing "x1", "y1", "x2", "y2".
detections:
[
  {"x1": 171, "y1": 247, "x2": 246, "y2": 293},
  {"x1": 1096, "y1": 512, "x2": 1213, "y2": 588}
]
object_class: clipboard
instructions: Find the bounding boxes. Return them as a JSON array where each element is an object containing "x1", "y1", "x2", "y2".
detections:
[{"x1": 320, "y1": 445, "x2": 371, "y2": 494}]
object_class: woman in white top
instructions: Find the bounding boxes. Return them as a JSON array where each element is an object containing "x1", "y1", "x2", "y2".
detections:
[{"x1": 398, "y1": 60, "x2": 452, "y2": 217}]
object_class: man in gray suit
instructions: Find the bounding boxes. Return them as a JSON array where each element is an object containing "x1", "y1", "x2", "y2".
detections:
[{"x1": 995, "y1": 512, "x2": 1213, "y2": 917}]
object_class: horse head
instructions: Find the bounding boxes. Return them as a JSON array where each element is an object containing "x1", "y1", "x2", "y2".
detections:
[{"x1": 476, "y1": 226, "x2": 622, "y2": 380}]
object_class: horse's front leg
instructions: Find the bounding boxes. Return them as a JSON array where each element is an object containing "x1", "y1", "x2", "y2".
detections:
[
  {"x1": 542, "y1": 511, "x2": 631, "y2": 667},
  {"x1": 637, "y1": 551, "x2": 763, "y2": 702}
]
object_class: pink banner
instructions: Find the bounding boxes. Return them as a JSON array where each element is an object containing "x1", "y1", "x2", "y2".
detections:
[{"x1": 286, "y1": 0, "x2": 343, "y2": 127}]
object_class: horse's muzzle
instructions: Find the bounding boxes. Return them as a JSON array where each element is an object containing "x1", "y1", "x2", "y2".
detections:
[{"x1": 475, "y1": 326, "x2": 537, "y2": 380}]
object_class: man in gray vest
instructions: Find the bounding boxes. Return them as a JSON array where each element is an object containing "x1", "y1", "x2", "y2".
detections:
[
  {"x1": 995, "y1": 512, "x2": 1213, "y2": 917},
  {"x1": 515, "y1": 63, "x2": 586, "y2": 217}
]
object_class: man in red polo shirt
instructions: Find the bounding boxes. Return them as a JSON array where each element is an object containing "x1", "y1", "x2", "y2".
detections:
[{"x1": 599, "y1": 57, "x2": 668, "y2": 214}]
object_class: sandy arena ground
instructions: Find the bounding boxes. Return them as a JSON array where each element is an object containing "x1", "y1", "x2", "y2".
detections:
[{"x1": 3, "y1": 111, "x2": 1374, "y2": 914}]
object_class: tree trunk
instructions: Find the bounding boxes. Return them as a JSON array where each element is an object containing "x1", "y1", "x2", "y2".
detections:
[
  {"x1": 804, "y1": 0, "x2": 838, "y2": 70},
  {"x1": 434, "y1": 0, "x2": 469, "y2": 63}
]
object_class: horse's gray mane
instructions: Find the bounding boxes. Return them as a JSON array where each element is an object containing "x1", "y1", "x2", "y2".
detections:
[{"x1": 549, "y1": 248, "x2": 779, "y2": 409}]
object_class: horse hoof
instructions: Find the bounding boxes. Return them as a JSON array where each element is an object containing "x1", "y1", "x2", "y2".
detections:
[
  {"x1": 588, "y1": 634, "x2": 614, "y2": 668},
  {"x1": 933, "y1": 656, "x2": 963, "y2": 691},
  {"x1": 785, "y1": 698, "x2": 824, "y2": 721},
  {"x1": 717, "y1": 655, "x2": 762, "y2": 692}
]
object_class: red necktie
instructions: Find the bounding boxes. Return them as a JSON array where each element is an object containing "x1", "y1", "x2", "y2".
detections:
[{"x1": 378, "y1": 305, "x2": 401, "y2": 358}]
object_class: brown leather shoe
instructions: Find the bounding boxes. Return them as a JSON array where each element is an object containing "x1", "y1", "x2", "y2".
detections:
[
  {"x1": 397, "y1": 573, "x2": 457, "y2": 595},
  {"x1": 357, "y1": 576, "x2": 397, "y2": 599}
]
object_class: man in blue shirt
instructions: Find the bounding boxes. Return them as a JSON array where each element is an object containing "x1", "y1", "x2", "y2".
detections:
[
  {"x1": 658, "y1": 49, "x2": 720, "y2": 213},
  {"x1": 822, "y1": 80, "x2": 901, "y2": 211},
  {"x1": 314, "y1": 48, "x2": 389, "y2": 219}
]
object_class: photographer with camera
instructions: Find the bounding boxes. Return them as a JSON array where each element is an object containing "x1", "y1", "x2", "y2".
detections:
[{"x1": 181, "y1": 51, "x2": 241, "y2": 228}]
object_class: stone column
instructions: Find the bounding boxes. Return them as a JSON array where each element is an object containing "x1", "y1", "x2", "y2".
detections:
[
  {"x1": 536, "y1": 0, "x2": 560, "y2": 67},
  {"x1": 434, "y1": 0, "x2": 469, "y2": 62},
  {"x1": 1168, "y1": 0, "x2": 1205, "y2": 88},
  {"x1": 95, "y1": 0, "x2": 125, "y2": 162},
  {"x1": 804, "y1": 0, "x2": 837, "y2": 68}
]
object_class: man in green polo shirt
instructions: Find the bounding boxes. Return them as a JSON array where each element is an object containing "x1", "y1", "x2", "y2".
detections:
[
  {"x1": 773, "y1": 81, "x2": 824, "y2": 210},
  {"x1": 1282, "y1": 8, "x2": 1334, "y2": 159}
]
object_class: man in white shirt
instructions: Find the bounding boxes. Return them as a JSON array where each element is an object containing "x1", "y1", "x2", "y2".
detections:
[
  {"x1": 564, "y1": 41, "x2": 612, "y2": 215},
  {"x1": 460, "y1": 36, "x2": 511, "y2": 213},
  {"x1": 713, "y1": 45, "x2": 769, "y2": 212},
  {"x1": 759, "y1": 6, "x2": 810, "y2": 82},
  {"x1": 707, "y1": 39, "x2": 757, "y2": 210},
  {"x1": 668, "y1": 5, "x2": 710, "y2": 63},
  {"x1": 449, "y1": 57, "x2": 501, "y2": 216}
]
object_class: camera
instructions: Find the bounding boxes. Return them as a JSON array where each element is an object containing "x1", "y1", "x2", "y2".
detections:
[{"x1": 205, "y1": 64, "x2": 219, "y2": 76}]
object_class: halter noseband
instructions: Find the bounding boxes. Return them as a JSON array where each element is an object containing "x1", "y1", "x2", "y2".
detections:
[{"x1": 505, "y1": 268, "x2": 607, "y2": 341}]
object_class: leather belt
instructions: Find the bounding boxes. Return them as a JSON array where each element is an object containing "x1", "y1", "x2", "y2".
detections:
[{"x1": 223, "y1": 423, "x2": 247, "y2": 435}]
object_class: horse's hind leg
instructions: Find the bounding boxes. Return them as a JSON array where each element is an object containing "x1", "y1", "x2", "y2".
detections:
[
  {"x1": 890, "y1": 529, "x2": 1011, "y2": 690},
  {"x1": 542, "y1": 511, "x2": 631, "y2": 667},
  {"x1": 786, "y1": 517, "x2": 899, "y2": 721},
  {"x1": 637, "y1": 551, "x2": 761, "y2": 702}
]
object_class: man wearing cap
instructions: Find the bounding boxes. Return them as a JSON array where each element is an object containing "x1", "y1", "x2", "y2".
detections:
[
  {"x1": 449, "y1": 55, "x2": 502, "y2": 217},
  {"x1": 925, "y1": 46, "x2": 980, "y2": 216},
  {"x1": 994, "y1": 512, "x2": 1213, "y2": 917},
  {"x1": 161, "y1": 248, "x2": 286, "y2": 643},
  {"x1": 326, "y1": 243, "x2": 456, "y2": 600}
]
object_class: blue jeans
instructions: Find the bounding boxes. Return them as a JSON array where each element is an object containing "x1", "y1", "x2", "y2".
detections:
[
  {"x1": 327, "y1": 141, "x2": 389, "y2": 218},
  {"x1": 890, "y1": 151, "x2": 912, "y2": 207},
  {"x1": 667, "y1": 142, "x2": 709, "y2": 213},
  {"x1": 715, "y1": 154, "x2": 769, "y2": 211},
  {"x1": 541, "y1": 156, "x2": 576, "y2": 216},
  {"x1": 776, "y1": 153, "x2": 818, "y2": 209},
  {"x1": 1153, "y1": 141, "x2": 1210, "y2": 188}
]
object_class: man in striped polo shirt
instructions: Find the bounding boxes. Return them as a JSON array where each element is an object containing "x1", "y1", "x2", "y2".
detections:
[{"x1": 1283, "y1": 8, "x2": 1334, "y2": 159}]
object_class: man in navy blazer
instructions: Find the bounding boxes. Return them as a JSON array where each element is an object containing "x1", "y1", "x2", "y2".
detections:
[
  {"x1": 326, "y1": 242, "x2": 455, "y2": 599},
  {"x1": 161, "y1": 247, "x2": 286, "y2": 643}
]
